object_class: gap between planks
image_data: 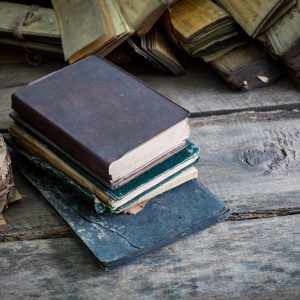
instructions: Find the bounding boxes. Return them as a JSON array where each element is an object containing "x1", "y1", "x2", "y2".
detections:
[{"x1": 1, "y1": 208, "x2": 300, "y2": 243}]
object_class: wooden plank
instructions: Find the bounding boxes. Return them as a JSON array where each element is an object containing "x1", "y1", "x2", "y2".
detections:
[
  {"x1": 1, "y1": 62, "x2": 300, "y2": 130},
  {"x1": 131, "y1": 62, "x2": 300, "y2": 115},
  {"x1": 191, "y1": 110, "x2": 300, "y2": 213},
  {"x1": 0, "y1": 170, "x2": 69, "y2": 242},
  {"x1": 0, "y1": 63, "x2": 64, "y2": 89},
  {"x1": 0, "y1": 215, "x2": 299, "y2": 299},
  {"x1": 1, "y1": 110, "x2": 300, "y2": 241}
]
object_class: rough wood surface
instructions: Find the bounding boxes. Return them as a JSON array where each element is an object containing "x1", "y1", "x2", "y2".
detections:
[
  {"x1": 0, "y1": 170, "x2": 69, "y2": 242},
  {"x1": 1, "y1": 110, "x2": 300, "y2": 242},
  {"x1": 0, "y1": 215, "x2": 299, "y2": 299},
  {"x1": 1, "y1": 61, "x2": 300, "y2": 299},
  {"x1": 191, "y1": 110, "x2": 300, "y2": 214},
  {"x1": 130, "y1": 62, "x2": 300, "y2": 115},
  {"x1": 1, "y1": 63, "x2": 300, "y2": 130}
]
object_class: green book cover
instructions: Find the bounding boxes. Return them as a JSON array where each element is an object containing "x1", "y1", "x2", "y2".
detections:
[{"x1": 8, "y1": 137, "x2": 199, "y2": 213}]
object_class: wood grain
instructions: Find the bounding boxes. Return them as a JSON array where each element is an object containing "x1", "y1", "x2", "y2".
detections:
[
  {"x1": 0, "y1": 170, "x2": 69, "y2": 242},
  {"x1": 0, "y1": 214, "x2": 299, "y2": 299},
  {"x1": 191, "y1": 110, "x2": 300, "y2": 213},
  {"x1": 132, "y1": 62, "x2": 300, "y2": 115},
  {"x1": 1, "y1": 62, "x2": 300, "y2": 131},
  {"x1": 1, "y1": 110, "x2": 300, "y2": 241}
]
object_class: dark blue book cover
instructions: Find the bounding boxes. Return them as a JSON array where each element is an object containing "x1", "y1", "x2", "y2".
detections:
[{"x1": 12, "y1": 148, "x2": 230, "y2": 270}]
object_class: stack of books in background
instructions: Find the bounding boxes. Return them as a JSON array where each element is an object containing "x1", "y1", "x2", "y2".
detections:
[{"x1": 0, "y1": 0, "x2": 299, "y2": 89}]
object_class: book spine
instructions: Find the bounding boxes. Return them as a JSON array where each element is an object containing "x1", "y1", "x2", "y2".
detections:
[{"x1": 11, "y1": 93, "x2": 111, "y2": 183}]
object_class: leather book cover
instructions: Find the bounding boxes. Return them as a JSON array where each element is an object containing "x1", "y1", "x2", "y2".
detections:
[
  {"x1": 13, "y1": 151, "x2": 230, "y2": 270},
  {"x1": 11, "y1": 55, "x2": 189, "y2": 183},
  {"x1": 209, "y1": 43, "x2": 283, "y2": 90}
]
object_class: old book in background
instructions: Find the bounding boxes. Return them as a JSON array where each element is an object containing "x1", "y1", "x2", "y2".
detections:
[
  {"x1": 12, "y1": 149, "x2": 230, "y2": 269},
  {"x1": 9, "y1": 123, "x2": 199, "y2": 213},
  {"x1": 117, "y1": 0, "x2": 168, "y2": 36},
  {"x1": 257, "y1": 1, "x2": 300, "y2": 56},
  {"x1": 256, "y1": 1, "x2": 300, "y2": 85},
  {"x1": 209, "y1": 43, "x2": 283, "y2": 90},
  {"x1": 11, "y1": 56, "x2": 190, "y2": 188},
  {"x1": 200, "y1": 36, "x2": 247, "y2": 62},
  {"x1": 163, "y1": 0, "x2": 239, "y2": 58},
  {"x1": 0, "y1": 1, "x2": 60, "y2": 44},
  {"x1": 218, "y1": 0, "x2": 296, "y2": 37},
  {"x1": 0, "y1": 41, "x2": 64, "y2": 64},
  {"x1": 0, "y1": 2, "x2": 63, "y2": 63},
  {"x1": 52, "y1": 0, "x2": 171, "y2": 63},
  {"x1": 129, "y1": 26, "x2": 185, "y2": 75},
  {"x1": 52, "y1": 0, "x2": 131, "y2": 63}
]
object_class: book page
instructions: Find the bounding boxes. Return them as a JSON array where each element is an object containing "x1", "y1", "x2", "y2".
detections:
[
  {"x1": 219, "y1": 0, "x2": 285, "y2": 36},
  {"x1": 52, "y1": 0, "x2": 106, "y2": 60},
  {"x1": 170, "y1": 0, "x2": 229, "y2": 40},
  {"x1": 117, "y1": 0, "x2": 162, "y2": 30},
  {"x1": 266, "y1": 1, "x2": 300, "y2": 55}
]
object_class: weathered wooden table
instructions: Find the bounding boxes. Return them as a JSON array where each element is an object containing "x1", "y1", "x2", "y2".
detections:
[{"x1": 1, "y1": 61, "x2": 299, "y2": 299}]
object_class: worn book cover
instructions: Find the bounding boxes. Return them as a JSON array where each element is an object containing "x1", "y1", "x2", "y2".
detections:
[
  {"x1": 129, "y1": 26, "x2": 185, "y2": 75},
  {"x1": 257, "y1": 0, "x2": 300, "y2": 56},
  {"x1": 209, "y1": 43, "x2": 283, "y2": 90},
  {"x1": 8, "y1": 126, "x2": 199, "y2": 213},
  {"x1": 218, "y1": 0, "x2": 296, "y2": 37},
  {"x1": 52, "y1": 0, "x2": 169, "y2": 62},
  {"x1": 11, "y1": 56, "x2": 190, "y2": 187},
  {"x1": 0, "y1": 2, "x2": 60, "y2": 44},
  {"x1": 12, "y1": 150, "x2": 230, "y2": 269},
  {"x1": 165, "y1": 0, "x2": 238, "y2": 56}
]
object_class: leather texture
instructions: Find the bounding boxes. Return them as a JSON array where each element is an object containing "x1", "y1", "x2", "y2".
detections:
[
  {"x1": 11, "y1": 55, "x2": 189, "y2": 182},
  {"x1": 14, "y1": 152, "x2": 230, "y2": 270}
]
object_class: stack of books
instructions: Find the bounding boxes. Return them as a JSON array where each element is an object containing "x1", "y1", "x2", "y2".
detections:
[
  {"x1": 163, "y1": 0, "x2": 240, "y2": 59},
  {"x1": 8, "y1": 55, "x2": 229, "y2": 268},
  {"x1": 218, "y1": 0, "x2": 296, "y2": 37},
  {"x1": 2, "y1": 0, "x2": 299, "y2": 91},
  {"x1": 52, "y1": 0, "x2": 171, "y2": 63},
  {"x1": 0, "y1": 1, "x2": 63, "y2": 63},
  {"x1": 9, "y1": 55, "x2": 199, "y2": 214}
]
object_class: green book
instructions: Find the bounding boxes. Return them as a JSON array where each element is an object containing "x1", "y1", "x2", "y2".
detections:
[{"x1": 9, "y1": 124, "x2": 199, "y2": 214}]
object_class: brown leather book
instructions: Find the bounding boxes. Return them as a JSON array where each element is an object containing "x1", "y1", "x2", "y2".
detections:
[{"x1": 11, "y1": 56, "x2": 190, "y2": 187}]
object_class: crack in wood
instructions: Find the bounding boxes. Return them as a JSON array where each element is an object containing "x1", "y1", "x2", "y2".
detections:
[
  {"x1": 229, "y1": 208, "x2": 300, "y2": 221},
  {"x1": 189, "y1": 104, "x2": 300, "y2": 118},
  {"x1": 1, "y1": 209, "x2": 299, "y2": 243}
]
